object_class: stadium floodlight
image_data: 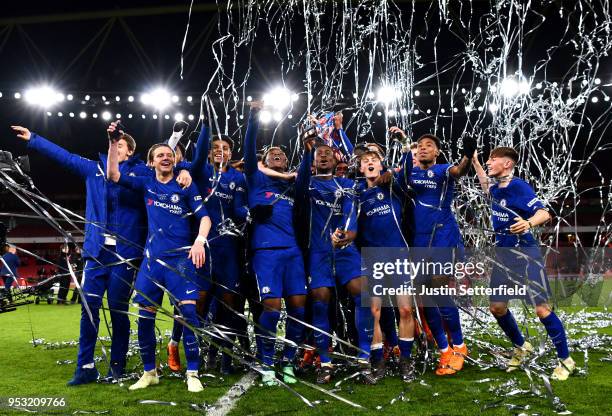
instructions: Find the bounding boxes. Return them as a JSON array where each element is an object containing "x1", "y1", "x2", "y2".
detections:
[
  {"x1": 188, "y1": 114, "x2": 195, "y2": 121},
  {"x1": 263, "y1": 87, "x2": 292, "y2": 110},
  {"x1": 102, "y1": 111, "x2": 112, "y2": 121},
  {"x1": 141, "y1": 88, "x2": 172, "y2": 110},
  {"x1": 273, "y1": 111, "x2": 283, "y2": 122},
  {"x1": 259, "y1": 110, "x2": 272, "y2": 123},
  {"x1": 376, "y1": 86, "x2": 399, "y2": 104},
  {"x1": 79, "y1": 111, "x2": 87, "y2": 119},
  {"x1": 500, "y1": 77, "x2": 530, "y2": 98},
  {"x1": 128, "y1": 95, "x2": 134, "y2": 102},
  {"x1": 174, "y1": 112, "x2": 184, "y2": 121},
  {"x1": 489, "y1": 103, "x2": 499, "y2": 113},
  {"x1": 24, "y1": 85, "x2": 64, "y2": 108}
]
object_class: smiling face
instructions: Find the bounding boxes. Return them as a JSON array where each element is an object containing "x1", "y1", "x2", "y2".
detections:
[
  {"x1": 264, "y1": 147, "x2": 288, "y2": 171},
  {"x1": 210, "y1": 139, "x2": 232, "y2": 166},
  {"x1": 314, "y1": 145, "x2": 336, "y2": 173},
  {"x1": 359, "y1": 151, "x2": 384, "y2": 179},
  {"x1": 486, "y1": 155, "x2": 514, "y2": 177},
  {"x1": 149, "y1": 145, "x2": 175, "y2": 175},
  {"x1": 416, "y1": 137, "x2": 439, "y2": 164},
  {"x1": 116, "y1": 138, "x2": 134, "y2": 163}
]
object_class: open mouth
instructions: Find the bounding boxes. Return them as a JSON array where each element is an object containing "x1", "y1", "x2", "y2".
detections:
[
  {"x1": 273, "y1": 156, "x2": 281, "y2": 161},
  {"x1": 367, "y1": 166, "x2": 375, "y2": 172},
  {"x1": 160, "y1": 160, "x2": 172, "y2": 167}
]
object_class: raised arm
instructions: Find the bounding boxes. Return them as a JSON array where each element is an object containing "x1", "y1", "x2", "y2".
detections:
[
  {"x1": 244, "y1": 101, "x2": 262, "y2": 176},
  {"x1": 295, "y1": 145, "x2": 313, "y2": 196},
  {"x1": 191, "y1": 123, "x2": 211, "y2": 179},
  {"x1": 449, "y1": 136, "x2": 477, "y2": 178},
  {"x1": 472, "y1": 152, "x2": 489, "y2": 193},
  {"x1": 107, "y1": 139, "x2": 121, "y2": 182},
  {"x1": 11, "y1": 126, "x2": 96, "y2": 178}
]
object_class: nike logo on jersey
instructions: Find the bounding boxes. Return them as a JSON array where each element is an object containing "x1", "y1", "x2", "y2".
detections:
[{"x1": 186, "y1": 289, "x2": 196, "y2": 294}]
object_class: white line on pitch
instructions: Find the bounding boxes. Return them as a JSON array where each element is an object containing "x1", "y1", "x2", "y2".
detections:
[{"x1": 208, "y1": 371, "x2": 257, "y2": 416}]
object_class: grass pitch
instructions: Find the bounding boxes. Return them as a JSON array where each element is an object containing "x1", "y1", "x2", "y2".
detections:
[{"x1": 0, "y1": 296, "x2": 610, "y2": 415}]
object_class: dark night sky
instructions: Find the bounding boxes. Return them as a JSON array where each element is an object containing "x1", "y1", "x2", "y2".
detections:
[{"x1": 1, "y1": 1, "x2": 610, "y2": 211}]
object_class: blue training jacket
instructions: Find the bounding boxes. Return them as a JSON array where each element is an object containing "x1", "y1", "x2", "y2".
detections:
[{"x1": 27, "y1": 133, "x2": 149, "y2": 260}]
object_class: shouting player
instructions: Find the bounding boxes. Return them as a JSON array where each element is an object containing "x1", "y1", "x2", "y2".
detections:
[{"x1": 107, "y1": 134, "x2": 211, "y2": 392}]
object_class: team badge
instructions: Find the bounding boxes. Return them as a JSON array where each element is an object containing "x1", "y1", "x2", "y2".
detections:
[
  {"x1": 376, "y1": 192, "x2": 384, "y2": 200},
  {"x1": 229, "y1": 181, "x2": 236, "y2": 190},
  {"x1": 334, "y1": 189, "x2": 343, "y2": 198},
  {"x1": 427, "y1": 170, "x2": 434, "y2": 178},
  {"x1": 500, "y1": 199, "x2": 507, "y2": 207},
  {"x1": 171, "y1": 194, "x2": 180, "y2": 203},
  {"x1": 262, "y1": 286, "x2": 271, "y2": 294},
  {"x1": 129, "y1": 172, "x2": 136, "y2": 177}
]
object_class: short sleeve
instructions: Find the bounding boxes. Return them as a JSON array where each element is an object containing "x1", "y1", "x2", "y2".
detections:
[
  {"x1": 517, "y1": 181, "x2": 546, "y2": 214},
  {"x1": 185, "y1": 184, "x2": 208, "y2": 220}
]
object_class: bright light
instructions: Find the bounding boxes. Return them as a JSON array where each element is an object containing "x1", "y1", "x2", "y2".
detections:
[
  {"x1": 174, "y1": 112, "x2": 184, "y2": 121},
  {"x1": 535, "y1": 82, "x2": 543, "y2": 90},
  {"x1": 152, "y1": 114, "x2": 158, "y2": 119},
  {"x1": 46, "y1": 111, "x2": 52, "y2": 116},
  {"x1": 188, "y1": 114, "x2": 195, "y2": 121},
  {"x1": 414, "y1": 90, "x2": 420, "y2": 97},
  {"x1": 352, "y1": 93, "x2": 358, "y2": 99},
  {"x1": 141, "y1": 114, "x2": 146, "y2": 119},
  {"x1": 172, "y1": 95, "x2": 179, "y2": 103},
  {"x1": 461, "y1": 88, "x2": 466, "y2": 94},
  {"x1": 489, "y1": 103, "x2": 499, "y2": 113},
  {"x1": 291, "y1": 93, "x2": 299, "y2": 102},
  {"x1": 273, "y1": 112, "x2": 282, "y2": 122},
  {"x1": 595, "y1": 78, "x2": 601, "y2": 85},
  {"x1": 400, "y1": 108, "x2": 408, "y2": 116},
  {"x1": 14, "y1": 92, "x2": 21, "y2": 99},
  {"x1": 259, "y1": 110, "x2": 272, "y2": 123},
  {"x1": 128, "y1": 95, "x2": 134, "y2": 102},
  {"x1": 79, "y1": 111, "x2": 87, "y2": 119},
  {"x1": 367, "y1": 91, "x2": 375, "y2": 99},
  {"x1": 102, "y1": 111, "x2": 111, "y2": 121},
  {"x1": 141, "y1": 88, "x2": 172, "y2": 110},
  {"x1": 164, "y1": 114, "x2": 170, "y2": 120},
  {"x1": 591, "y1": 96, "x2": 599, "y2": 103},
  {"x1": 187, "y1": 96, "x2": 193, "y2": 102},
  {"x1": 426, "y1": 109, "x2": 431, "y2": 114},
  {"x1": 376, "y1": 86, "x2": 400, "y2": 104},
  {"x1": 116, "y1": 113, "x2": 122, "y2": 119},
  {"x1": 500, "y1": 78, "x2": 518, "y2": 97},
  {"x1": 69, "y1": 112, "x2": 75, "y2": 118},
  {"x1": 440, "y1": 108, "x2": 445, "y2": 113},
  {"x1": 115, "y1": 96, "x2": 121, "y2": 102},
  {"x1": 388, "y1": 109, "x2": 397, "y2": 117},
  {"x1": 24, "y1": 86, "x2": 64, "y2": 108},
  {"x1": 85, "y1": 95, "x2": 90, "y2": 101},
  {"x1": 376, "y1": 111, "x2": 382, "y2": 116},
  {"x1": 128, "y1": 114, "x2": 133, "y2": 118},
  {"x1": 246, "y1": 95, "x2": 252, "y2": 102},
  {"x1": 67, "y1": 94, "x2": 74, "y2": 101},
  {"x1": 263, "y1": 87, "x2": 292, "y2": 110},
  {"x1": 429, "y1": 90, "x2": 435, "y2": 95},
  {"x1": 413, "y1": 109, "x2": 420, "y2": 115},
  {"x1": 287, "y1": 114, "x2": 293, "y2": 119},
  {"x1": 465, "y1": 105, "x2": 473, "y2": 112},
  {"x1": 57, "y1": 112, "x2": 63, "y2": 117},
  {"x1": 92, "y1": 113, "x2": 98, "y2": 118}
]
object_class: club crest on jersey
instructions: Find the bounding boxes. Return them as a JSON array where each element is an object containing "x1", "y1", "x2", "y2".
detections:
[
  {"x1": 500, "y1": 198, "x2": 507, "y2": 207},
  {"x1": 262, "y1": 286, "x2": 271, "y2": 294},
  {"x1": 427, "y1": 170, "x2": 434, "y2": 178},
  {"x1": 376, "y1": 192, "x2": 384, "y2": 200},
  {"x1": 334, "y1": 189, "x2": 343, "y2": 198},
  {"x1": 171, "y1": 194, "x2": 180, "y2": 203},
  {"x1": 129, "y1": 172, "x2": 136, "y2": 177},
  {"x1": 229, "y1": 181, "x2": 236, "y2": 190}
]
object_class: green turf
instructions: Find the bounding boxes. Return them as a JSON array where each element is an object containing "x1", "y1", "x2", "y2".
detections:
[{"x1": 0, "y1": 297, "x2": 610, "y2": 415}]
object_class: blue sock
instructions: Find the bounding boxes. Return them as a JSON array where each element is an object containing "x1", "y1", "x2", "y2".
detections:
[
  {"x1": 371, "y1": 344, "x2": 383, "y2": 362},
  {"x1": 179, "y1": 304, "x2": 201, "y2": 371},
  {"x1": 353, "y1": 294, "x2": 373, "y2": 360},
  {"x1": 495, "y1": 310, "x2": 525, "y2": 347},
  {"x1": 312, "y1": 301, "x2": 331, "y2": 363},
  {"x1": 259, "y1": 310, "x2": 280, "y2": 366},
  {"x1": 438, "y1": 304, "x2": 464, "y2": 346},
  {"x1": 399, "y1": 338, "x2": 414, "y2": 358},
  {"x1": 283, "y1": 306, "x2": 305, "y2": 362},
  {"x1": 540, "y1": 311, "x2": 570, "y2": 359},
  {"x1": 137, "y1": 309, "x2": 157, "y2": 372},
  {"x1": 380, "y1": 307, "x2": 399, "y2": 347},
  {"x1": 171, "y1": 306, "x2": 183, "y2": 343},
  {"x1": 424, "y1": 306, "x2": 449, "y2": 350}
]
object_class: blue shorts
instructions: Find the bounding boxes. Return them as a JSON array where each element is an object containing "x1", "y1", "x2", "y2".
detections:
[
  {"x1": 412, "y1": 225, "x2": 464, "y2": 249},
  {"x1": 308, "y1": 246, "x2": 362, "y2": 290},
  {"x1": 208, "y1": 243, "x2": 241, "y2": 294},
  {"x1": 133, "y1": 256, "x2": 201, "y2": 307},
  {"x1": 489, "y1": 247, "x2": 551, "y2": 304},
  {"x1": 252, "y1": 246, "x2": 307, "y2": 300}
]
